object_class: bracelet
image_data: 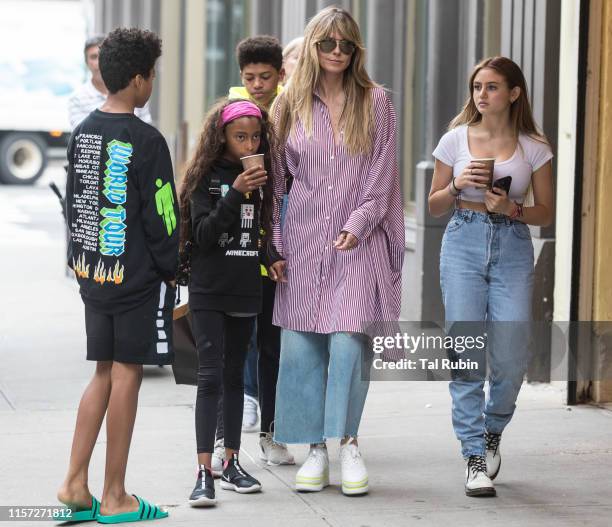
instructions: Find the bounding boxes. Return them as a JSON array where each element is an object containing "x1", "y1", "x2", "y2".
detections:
[
  {"x1": 449, "y1": 178, "x2": 461, "y2": 197},
  {"x1": 509, "y1": 201, "x2": 524, "y2": 219}
]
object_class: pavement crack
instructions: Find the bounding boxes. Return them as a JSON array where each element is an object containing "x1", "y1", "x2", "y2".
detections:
[
  {"x1": 240, "y1": 446, "x2": 339, "y2": 526},
  {"x1": 0, "y1": 386, "x2": 16, "y2": 410}
]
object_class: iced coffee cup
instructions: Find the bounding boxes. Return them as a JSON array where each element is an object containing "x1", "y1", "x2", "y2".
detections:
[{"x1": 471, "y1": 157, "x2": 495, "y2": 189}]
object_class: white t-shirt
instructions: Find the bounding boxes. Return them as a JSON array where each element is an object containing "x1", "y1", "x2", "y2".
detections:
[
  {"x1": 432, "y1": 125, "x2": 553, "y2": 203},
  {"x1": 67, "y1": 79, "x2": 152, "y2": 129}
]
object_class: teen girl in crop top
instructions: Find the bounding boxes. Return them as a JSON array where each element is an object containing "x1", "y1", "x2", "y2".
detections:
[
  {"x1": 427, "y1": 56, "x2": 554, "y2": 499},
  {"x1": 433, "y1": 124, "x2": 553, "y2": 204}
]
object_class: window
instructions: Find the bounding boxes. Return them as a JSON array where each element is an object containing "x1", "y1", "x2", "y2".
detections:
[
  {"x1": 405, "y1": 0, "x2": 428, "y2": 206},
  {"x1": 354, "y1": 0, "x2": 427, "y2": 210},
  {"x1": 205, "y1": 0, "x2": 249, "y2": 109}
]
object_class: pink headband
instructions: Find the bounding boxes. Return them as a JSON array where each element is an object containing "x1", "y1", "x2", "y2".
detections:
[{"x1": 220, "y1": 100, "x2": 262, "y2": 126}]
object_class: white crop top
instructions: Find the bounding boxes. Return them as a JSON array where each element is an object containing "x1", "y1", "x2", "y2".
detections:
[{"x1": 432, "y1": 125, "x2": 553, "y2": 203}]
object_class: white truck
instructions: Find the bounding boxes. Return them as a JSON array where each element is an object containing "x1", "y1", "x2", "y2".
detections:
[{"x1": 0, "y1": 0, "x2": 87, "y2": 184}]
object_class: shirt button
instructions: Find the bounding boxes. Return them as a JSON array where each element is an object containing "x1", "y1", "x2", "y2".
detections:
[
  {"x1": 328, "y1": 185, "x2": 333, "y2": 190},
  {"x1": 331, "y1": 156, "x2": 335, "y2": 160},
  {"x1": 325, "y1": 216, "x2": 330, "y2": 220}
]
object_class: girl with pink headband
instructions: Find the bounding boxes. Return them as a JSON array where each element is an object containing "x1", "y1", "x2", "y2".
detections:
[
  {"x1": 219, "y1": 99, "x2": 263, "y2": 126},
  {"x1": 177, "y1": 98, "x2": 280, "y2": 507}
]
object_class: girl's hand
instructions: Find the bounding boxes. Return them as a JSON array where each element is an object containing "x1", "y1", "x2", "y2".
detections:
[
  {"x1": 333, "y1": 231, "x2": 358, "y2": 250},
  {"x1": 268, "y1": 260, "x2": 287, "y2": 282},
  {"x1": 485, "y1": 188, "x2": 514, "y2": 215},
  {"x1": 454, "y1": 162, "x2": 491, "y2": 190},
  {"x1": 232, "y1": 166, "x2": 267, "y2": 195}
]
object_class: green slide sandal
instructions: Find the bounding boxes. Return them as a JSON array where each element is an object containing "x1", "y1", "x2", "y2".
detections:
[
  {"x1": 97, "y1": 495, "x2": 168, "y2": 524},
  {"x1": 53, "y1": 496, "x2": 100, "y2": 522}
]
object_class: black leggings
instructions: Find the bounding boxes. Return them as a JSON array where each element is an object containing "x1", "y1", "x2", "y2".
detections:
[
  {"x1": 214, "y1": 278, "x2": 281, "y2": 438},
  {"x1": 192, "y1": 310, "x2": 255, "y2": 453}
]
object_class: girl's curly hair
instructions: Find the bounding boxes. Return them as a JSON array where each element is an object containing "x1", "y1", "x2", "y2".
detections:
[{"x1": 178, "y1": 98, "x2": 277, "y2": 252}]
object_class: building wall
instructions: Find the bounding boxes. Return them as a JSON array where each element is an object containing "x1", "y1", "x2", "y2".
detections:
[
  {"x1": 554, "y1": 0, "x2": 581, "y2": 324},
  {"x1": 591, "y1": 0, "x2": 612, "y2": 401}
]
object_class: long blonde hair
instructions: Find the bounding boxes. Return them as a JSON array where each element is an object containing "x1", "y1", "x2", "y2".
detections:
[{"x1": 272, "y1": 6, "x2": 378, "y2": 155}]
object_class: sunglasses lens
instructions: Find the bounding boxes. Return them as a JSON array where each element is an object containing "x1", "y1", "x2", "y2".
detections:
[
  {"x1": 339, "y1": 41, "x2": 355, "y2": 54},
  {"x1": 318, "y1": 39, "x2": 336, "y2": 53}
]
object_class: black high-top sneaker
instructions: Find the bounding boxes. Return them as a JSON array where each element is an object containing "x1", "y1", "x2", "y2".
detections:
[
  {"x1": 189, "y1": 465, "x2": 216, "y2": 507},
  {"x1": 485, "y1": 431, "x2": 502, "y2": 480},
  {"x1": 220, "y1": 453, "x2": 262, "y2": 494},
  {"x1": 465, "y1": 455, "x2": 496, "y2": 497}
]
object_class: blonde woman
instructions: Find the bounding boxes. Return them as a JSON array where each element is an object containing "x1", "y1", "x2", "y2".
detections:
[
  {"x1": 429, "y1": 57, "x2": 553, "y2": 497},
  {"x1": 282, "y1": 36, "x2": 304, "y2": 82},
  {"x1": 268, "y1": 7, "x2": 404, "y2": 496}
]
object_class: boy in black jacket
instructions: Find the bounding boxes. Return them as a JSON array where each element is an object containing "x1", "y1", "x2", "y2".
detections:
[{"x1": 58, "y1": 28, "x2": 177, "y2": 523}]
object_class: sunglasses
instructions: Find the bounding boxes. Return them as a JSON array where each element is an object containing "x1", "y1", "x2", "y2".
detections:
[{"x1": 317, "y1": 38, "x2": 356, "y2": 55}]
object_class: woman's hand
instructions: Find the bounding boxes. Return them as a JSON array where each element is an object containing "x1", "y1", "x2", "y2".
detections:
[
  {"x1": 485, "y1": 188, "x2": 514, "y2": 215},
  {"x1": 232, "y1": 166, "x2": 267, "y2": 195},
  {"x1": 454, "y1": 162, "x2": 491, "y2": 190},
  {"x1": 333, "y1": 231, "x2": 358, "y2": 250},
  {"x1": 268, "y1": 260, "x2": 287, "y2": 282}
]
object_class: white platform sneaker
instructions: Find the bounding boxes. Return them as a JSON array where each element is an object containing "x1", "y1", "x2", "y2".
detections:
[
  {"x1": 465, "y1": 455, "x2": 496, "y2": 497},
  {"x1": 339, "y1": 438, "x2": 369, "y2": 496},
  {"x1": 259, "y1": 433, "x2": 295, "y2": 466},
  {"x1": 295, "y1": 444, "x2": 329, "y2": 492}
]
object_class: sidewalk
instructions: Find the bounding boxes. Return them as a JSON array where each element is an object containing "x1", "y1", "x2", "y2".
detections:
[{"x1": 1, "y1": 184, "x2": 612, "y2": 526}]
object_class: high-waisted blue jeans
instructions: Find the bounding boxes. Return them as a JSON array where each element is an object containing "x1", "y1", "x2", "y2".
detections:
[
  {"x1": 273, "y1": 330, "x2": 371, "y2": 444},
  {"x1": 440, "y1": 209, "x2": 534, "y2": 458}
]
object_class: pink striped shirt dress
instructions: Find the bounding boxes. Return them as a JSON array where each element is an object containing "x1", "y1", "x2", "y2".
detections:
[{"x1": 271, "y1": 87, "x2": 405, "y2": 335}]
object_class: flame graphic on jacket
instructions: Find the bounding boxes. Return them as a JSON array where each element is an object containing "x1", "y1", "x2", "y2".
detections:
[
  {"x1": 94, "y1": 259, "x2": 125, "y2": 285},
  {"x1": 73, "y1": 253, "x2": 90, "y2": 279}
]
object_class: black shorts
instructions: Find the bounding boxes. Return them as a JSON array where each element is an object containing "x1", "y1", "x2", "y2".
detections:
[{"x1": 84, "y1": 283, "x2": 176, "y2": 365}]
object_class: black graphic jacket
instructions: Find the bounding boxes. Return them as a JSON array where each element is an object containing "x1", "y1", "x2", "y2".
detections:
[
  {"x1": 189, "y1": 158, "x2": 279, "y2": 314},
  {"x1": 65, "y1": 110, "x2": 179, "y2": 314}
]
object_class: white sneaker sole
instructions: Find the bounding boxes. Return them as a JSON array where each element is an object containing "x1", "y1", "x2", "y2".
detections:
[
  {"x1": 342, "y1": 478, "x2": 369, "y2": 496},
  {"x1": 266, "y1": 458, "x2": 296, "y2": 466},
  {"x1": 295, "y1": 473, "x2": 329, "y2": 492},
  {"x1": 189, "y1": 496, "x2": 216, "y2": 507},
  {"x1": 220, "y1": 480, "x2": 262, "y2": 494},
  {"x1": 259, "y1": 452, "x2": 296, "y2": 466},
  {"x1": 465, "y1": 486, "x2": 497, "y2": 497}
]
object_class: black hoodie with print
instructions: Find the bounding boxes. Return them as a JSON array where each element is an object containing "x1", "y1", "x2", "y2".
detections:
[
  {"x1": 188, "y1": 158, "x2": 270, "y2": 314},
  {"x1": 65, "y1": 110, "x2": 179, "y2": 314}
]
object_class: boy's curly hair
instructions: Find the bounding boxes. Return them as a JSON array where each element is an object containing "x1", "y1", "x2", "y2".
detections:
[
  {"x1": 99, "y1": 28, "x2": 161, "y2": 93},
  {"x1": 178, "y1": 98, "x2": 277, "y2": 251},
  {"x1": 236, "y1": 36, "x2": 283, "y2": 71}
]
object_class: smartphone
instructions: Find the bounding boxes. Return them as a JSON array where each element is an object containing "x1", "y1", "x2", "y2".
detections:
[{"x1": 492, "y1": 175, "x2": 512, "y2": 194}]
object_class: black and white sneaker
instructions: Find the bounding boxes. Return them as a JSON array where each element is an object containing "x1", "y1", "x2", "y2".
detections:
[
  {"x1": 485, "y1": 431, "x2": 502, "y2": 480},
  {"x1": 189, "y1": 465, "x2": 216, "y2": 507},
  {"x1": 465, "y1": 455, "x2": 496, "y2": 497},
  {"x1": 220, "y1": 453, "x2": 262, "y2": 494}
]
